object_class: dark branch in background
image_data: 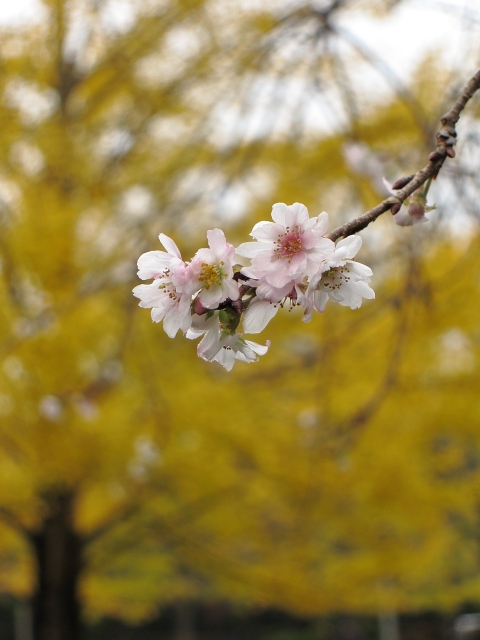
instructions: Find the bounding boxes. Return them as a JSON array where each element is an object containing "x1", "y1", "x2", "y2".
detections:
[{"x1": 326, "y1": 68, "x2": 480, "y2": 242}]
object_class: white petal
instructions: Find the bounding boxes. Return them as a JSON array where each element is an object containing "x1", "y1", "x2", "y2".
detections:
[
  {"x1": 285, "y1": 202, "x2": 309, "y2": 228},
  {"x1": 251, "y1": 221, "x2": 284, "y2": 242},
  {"x1": 334, "y1": 235, "x2": 362, "y2": 261},
  {"x1": 382, "y1": 177, "x2": 397, "y2": 195},
  {"x1": 162, "y1": 305, "x2": 184, "y2": 337},
  {"x1": 198, "y1": 327, "x2": 222, "y2": 359},
  {"x1": 159, "y1": 233, "x2": 181, "y2": 258},
  {"x1": 354, "y1": 280, "x2": 375, "y2": 300},
  {"x1": 133, "y1": 282, "x2": 166, "y2": 308},
  {"x1": 236, "y1": 242, "x2": 272, "y2": 258},
  {"x1": 314, "y1": 211, "x2": 329, "y2": 236},
  {"x1": 224, "y1": 278, "x2": 240, "y2": 301},
  {"x1": 214, "y1": 347, "x2": 236, "y2": 371},
  {"x1": 349, "y1": 261, "x2": 373, "y2": 278},
  {"x1": 207, "y1": 228, "x2": 227, "y2": 255},
  {"x1": 198, "y1": 285, "x2": 223, "y2": 309},
  {"x1": 242, "y1": 298, "x2": 279, "y2": 333},
  {"x1": 137, "y1": 251, "x2": 171, "y2": 279},
  {"x1": 271, "y1": 202, "x2": 289, "y2": 225},
  {"x1": 244, "y1": 339, "x2": 270, "y2": 356},
  {"x1": 314, "y1": 290, "x2": 329, "y2": 312}
]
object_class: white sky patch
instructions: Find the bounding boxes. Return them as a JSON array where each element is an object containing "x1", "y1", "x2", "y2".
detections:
[
  {"x1": 0, "y1": 0, "x2": 46, "y2": 25},
  {"x1": 337, "y1": 0, "x2": 480, "y2": 85}
]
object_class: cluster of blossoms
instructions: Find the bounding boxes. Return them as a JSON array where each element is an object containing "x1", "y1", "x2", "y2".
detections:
[{"x1": 133, "y1": 203, "x2": 375, "y2": 371}]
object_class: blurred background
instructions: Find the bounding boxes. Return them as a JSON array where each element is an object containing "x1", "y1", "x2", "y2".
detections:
[{"x1": 0, "y1": 0, "x2": 480, "y2": 639}]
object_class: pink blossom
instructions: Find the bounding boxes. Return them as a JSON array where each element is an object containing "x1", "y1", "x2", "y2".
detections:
[
  {"x1": 188, "y1": 229, "x2": 239, "y2": 309},
  {"x1": 236, "y1": 203, "x2": 335, "y2": 294},
  {"x1": 383, "y1": 178, "x2": 430, "y2": 227}
]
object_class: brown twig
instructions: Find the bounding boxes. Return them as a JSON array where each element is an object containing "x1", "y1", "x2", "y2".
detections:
[{"x1": 326, "y1": 68, "x2": 480, "y2": 242}]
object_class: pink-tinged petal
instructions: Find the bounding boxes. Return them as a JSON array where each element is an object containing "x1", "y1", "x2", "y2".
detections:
[
  {"x1": 159, "y1": 233, "x2": 181, "y2": 258},
  {"x1": 271, "y1": 202, "x2": 289, "y2": 225},
  {"x1": 393, "y1": 209, "x2": 428, "y2": 226},
  {"x1": 207, "y1": 228, "x2": 228, "y2": 258},
  {"x1": 243, "y1": 298, "x2": 279, "y2": 333},
  {"x1": 305, "y1": 246, "x2": 334, "y2": 276},
  {"x1": 251, "y1": 250, "x2": 276, "y2": 271},
  {"x1": 244, "y1": 339, "x2": 270, "y2": 356},
  {"x1": 193, "y1": 247, "x2": 215, "y2": 264},
  {"x1": 236, "y1": 242, "x2": 272, "y2": 258},
  {"x1": 251, "y1": 221, "x2": 284, "y2": 242},
  {"x1": 256, "y1": 280, "x2": 293, "y2": 301},
  {"x1": 285, "y1": 252, "x2": 307, "y2": 274},
  {"x1": 263, "y1": 266, "x2": 293, "y2": 289},
  {"x1": 285, "y1": 202, "x2": 309, "y2": 228}
]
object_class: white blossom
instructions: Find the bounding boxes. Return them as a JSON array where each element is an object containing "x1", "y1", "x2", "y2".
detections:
[{"x1": 301, "y1": 235, "x2": 374, "y2": 320}]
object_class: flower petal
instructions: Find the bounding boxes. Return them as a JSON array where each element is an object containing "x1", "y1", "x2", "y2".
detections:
[
  {"x1": 236, "y1": 241, "x2": 272, "y2": 258},
  {"x1": 271, "y1": 202, "x2": 289, "y2": 225},
  {"x1": 242, "y1": 298, "x2": 279, "y2": 333},
  {"x1": 159, "y1": 233, "x2": 181, "y2": 258}
]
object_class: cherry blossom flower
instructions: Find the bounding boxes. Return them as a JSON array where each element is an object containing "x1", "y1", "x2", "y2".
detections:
[
  {"x1": 242, "y1": 286, "x2": 302, "y2": 334},
  {"x1": 383, "y1": 178, "x2": 431, "y2": 227},
  {"x1": 187, "y1": 314, "x2": 270, "y2": 371},
  {"x1": 133, "y1": 233, "x2": 193, "y2": 338},
  {"x1": 133, "y1": 205, "x2": 375, "y2": 369},
  {"x1": 301, "y1": 235, "x2": 374, "y2": 320},
  {"x1": 236, "y1": 203, "x2": 335, "y2": 294},
  {"x1": 188, "y1": 228, "x2": 239, "y2": 309}
]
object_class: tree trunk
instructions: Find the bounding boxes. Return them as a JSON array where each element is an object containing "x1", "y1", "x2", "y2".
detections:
[
  {"x1": 378, "y1": 613, "x2": 400, "y2": 640},
  {"x1": 31, "y1": 492, "x2": 83, "y2": 640},
  {"x1": 174, "y1": 600, "x2": 197, "y2": 640}
]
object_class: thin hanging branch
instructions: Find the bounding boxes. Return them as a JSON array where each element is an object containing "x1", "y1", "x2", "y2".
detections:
[{"x1": 326, "y1": 68, "x2": 480, "y2": 242}]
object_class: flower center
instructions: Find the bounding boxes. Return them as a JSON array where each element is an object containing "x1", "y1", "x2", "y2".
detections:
[
  {"x1": 322, "y1": 266, "x2": 350, "y2": 291},
  {"x1": 274, "y1": 229, "x2": 303, "y2": 261},
  {"x1": 158, "y1": 282, "x2": 180, "y2": 301},
  {"x1": 198, "y1": 262, "x2": 226, "y2": 289}
]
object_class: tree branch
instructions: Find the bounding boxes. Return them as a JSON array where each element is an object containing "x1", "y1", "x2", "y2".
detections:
[{"x1": 326, "y1": 68, "x2": 480, "y2": 242}]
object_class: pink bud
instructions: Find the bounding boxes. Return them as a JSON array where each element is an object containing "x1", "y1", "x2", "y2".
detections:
[
  {"x1": 194, "y1": 296, "x2": 209, "y2": 315},
  {"x1": 408, "y1": 201, "x2": 425, "y2": 219}
]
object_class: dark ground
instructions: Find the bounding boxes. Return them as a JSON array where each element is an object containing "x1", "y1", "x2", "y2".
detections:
[{"x1": 0, "y1": 598, "x2": 472, "y2": 640}]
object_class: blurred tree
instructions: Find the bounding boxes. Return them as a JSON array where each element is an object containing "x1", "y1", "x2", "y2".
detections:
[{"x1": 0, "y1": 1, "x2": 480, "y2": 640}]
